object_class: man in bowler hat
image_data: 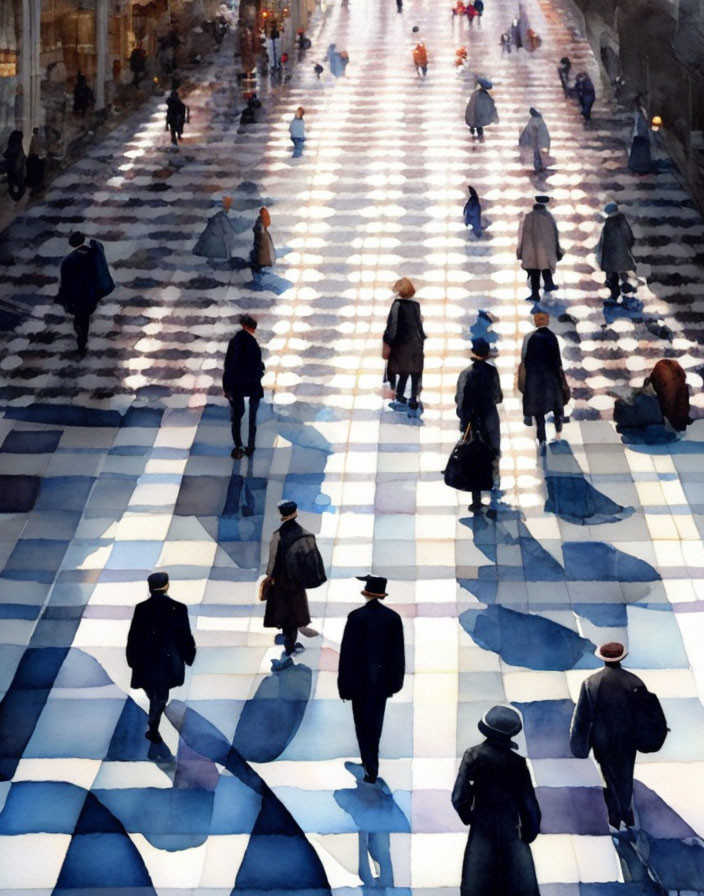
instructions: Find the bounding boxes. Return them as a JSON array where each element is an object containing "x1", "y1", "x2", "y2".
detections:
[
  {"x1": 338, "y1": 575, "x2": 405, "y2": 783},
  {"x1": 517, "y1": 195, "x2": 563, "y2": 301},
  {"x1": 223, "y1": 313, "x2": 265, "y2": 460},
  {"x1": 569, "y1": 642, "x2": 644, "y2": 829},
  {"x1": 126, "y1": 572, "x2": 196, "y2": 743}
]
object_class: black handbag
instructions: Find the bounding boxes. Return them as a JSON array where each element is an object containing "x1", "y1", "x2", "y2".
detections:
[{"x1": 443, "y1": 424, "x2": 494, "y2": 492}]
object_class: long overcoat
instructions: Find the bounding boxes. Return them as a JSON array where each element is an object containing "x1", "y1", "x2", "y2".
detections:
[
  {"x1": 223, "y1": 328, "x2": 264, "y2": 398},
  {"x1": 518, "y1": 115, "x2": 551, "y2": 153},
  {"x1": 452, "y1": 739, "x2": 541, "y2": 896},
  {"x1": 58, "y1": 244, "x2": 101, "y2": 316},
  {"x1": 596, "y1": 212, "x2": 635, "y2": 273},
  {"x1": 517, "y1": 204, "x2": 561, "y2": 272},
  {"x1": 383, "y1": 298, "x2": 426, "y2": 376},
  {"x1": 193, "y1": 210, "x2": 238, "y2": 259},
  {"x1": 263, "y1": 519, "x2": 313, "y2": 629},
  {"x1": 338, "y1": 598, "x2": 405, "y2": 700},
  {"x1": 126, "y1": 593, "x2": 196, "y2": 692},
  {"x1": 521, "y1": 326, "x2": 565, "y2": 417},
  {"x1": 455, "y1": 360, "x2": 503, "y2": 456},
  {"x1": 252, "y1": 219, "x2": 276, "y2": 267},
  {"x1": 465, "y1": 88, "x2": 498, "y2": 129}
]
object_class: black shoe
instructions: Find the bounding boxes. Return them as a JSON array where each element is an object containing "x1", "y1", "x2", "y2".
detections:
[
  {"x1": 231, "y1": 447, "x2": 244, "y2": 459},
  {"x1": 244, "y1": 444, "x2": 255, "y2": 457},
  {"x1": 363, "y1": 774, "x2": 378, "y2": 784}
]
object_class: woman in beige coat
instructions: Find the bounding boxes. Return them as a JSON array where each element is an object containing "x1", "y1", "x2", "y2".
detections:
[{"x1": 517, "y1": 195, "x2": 563, "y2": 301}]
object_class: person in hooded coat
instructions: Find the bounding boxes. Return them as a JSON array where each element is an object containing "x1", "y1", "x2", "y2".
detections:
[
  {"x1": 463, "y1": 186, "x2": 482, "y2": 237},
  {"x1": 520, "y1": 309, "x2": 566, "y2": 445},
  {"x1": 648, "y1": 359, "x2": 691, "y2": 431},
  {"x1": 596, "y1": 201, "x2": 635, "y2": 300},
  {"x1": 517, "y1": 195, "x2": 563, "y2": 299},
  {"x1": 193, "y1": 196, "x2": 238, "y2": 260},
  {"x1": 519, "y1": 107, "x2": 550, "y2": 173},
  {"x1": 126, "y1": 571, "x2": 196, "y2": 744},
  {"x1": 452, "y1": 705, "x2": 541, "y2": 896},
  {"x1": 465, "y1": 77, "x2": 498, "y2": 140},
  {"x1": 383, "y1": 277, "x2": 426, "y2": 413},
  {"x1": 3, "y1": 130, "x2": 26, "y2": 201},
  {"x1": 251, "y1": 206, "x2": 276, "y2": 271},
  {"x1": 574, "y1": 72, "x2": 596, "y2": 121},
  {"x1": 628, "y1": 96, "x2": 652, "y2": 174}
]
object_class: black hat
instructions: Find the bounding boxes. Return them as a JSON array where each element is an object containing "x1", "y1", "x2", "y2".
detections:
[
  {"x1": 356, "y1": 574, "x2": 388, "y2": 598},
  {"x1": 471, "y1": 337, "x2": 490, "y2": 358},
  {"x1": 277, "y1": 499, "x2": 298, "y2": 517},
  {"x1": 529, "y1": 106, "x2": 540, "y2": 117},
  {"x1": 148, "y1": 571, "x2": 169, "y2": 592},
  {"x1": 239, "y1": 313, "x2": 257, "y2": 329},
  {"x1": 478, "y1": 705, "x2": 522, "y2": 740},
  {"x1": 534, "y1": 195, "x2": 550, "y2": 204},
  {"x1": 69, "y1": 231, "x2": 85, "y2": 247}
]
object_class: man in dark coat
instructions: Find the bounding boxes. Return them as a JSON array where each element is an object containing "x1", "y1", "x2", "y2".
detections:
[
  {"x1": 223, "y1": 313, "x2": 265, "y2": 459},
  {"x1": 597, "y1": 201, "x2": 635, "y2": 301},
  {"x1": 574, "y1": 72, "x2": 596, "y2": 121},
  {"x1": 569, "y1": 642, "x2": 645, "y2": 829},
  {"x1": 338, "y1": 575, "x2": 405, "y2": 784},
  {"x1": 57, "y1": 231, "x2": 108, "y2": 356},
  {"x1": 126, "y1": 571, "x2": 196, "y2": 743},
  {"x1": 166, "y1": 88, "x2": 187, "y2": 146},
  {"x1": 519, "y1": 310, "x2": 566, "y2": 446},
  {"x1": 455, "y1": 337, "x2": 503, "y2": 510},
  {"x1": 452, "y1": 705, "x2": 541, "y2": 896},
  {"x1": 464, "y1": 77, "x2": 498, "y2": 141}
]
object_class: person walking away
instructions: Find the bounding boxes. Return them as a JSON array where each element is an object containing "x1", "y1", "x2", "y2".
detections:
[
  {"x1": 126, "y1": 571, "x2": 196, "y2": 744},
  {"x1": 596, "y1": 201, "x2": 635, "y2": 302},
  {"x1": 519, "y1": 310, "x2": 567, "y2": 447},
  {"x1": 452, "y1": 705, "x2": 541, "y2": 896},
  {"x1": 223, "y1": 313, "x2": 265, "y2": 459},
  {"x1": 130, "y1": 45, "x2": 147, "y2": 87},
  {"x1": 261, "y1": 500, "x2": 326, "y2": 669},
  {"x1": 412, "y1": 41, "x2": 428, "y2": 78},
  {"x1": 251, "y1": 206, "x2": 276, "y2": 272},
  {"x1": 3, "y1": 130, "x2": 26, "y2": 201},
  {"x1": 338, "y1": 575, "x2": 405, "y2": 784},
  {"x1": 193, "y1": 195, "x2": 238, "y2": 260},
  {"x1": 463, "y1": 185, "x2": 482, "y2": 237},
  {"x1": 570, "y1": 642, "x2": 668, "y2": 829},
  {"x1": 166, "y1": 88, "x2": 187, "y2": 146},
  {"x1": 289, "y1": 106, "x2": 306, "y2": 157},
  {"x1": 628, "y1": 95, "x2": 652, "y2": 174},
  {"x1": 648, "y1": 359, "x2": 692, "y2": 432},
  {"x1": 518, "y1": 107, "x2": 550, "y2": 173},
  {"x1": 510, "y1": 17, "x2": 522, "y2": 48},
  {"x1": 383, "y1": 277, "x2": 426, "y2": 416},
  {"x1": 574, "y1": 72, "x2": 596, "y2": 122},
  {"x1": 500, "y1": 31, "x2": 512, "y2": 54},
  {"x1": 466, "y1": 1, "x2": 478, "y2": 25},
  {"x1": 396, "y1": 0, "x2": 403, "y2": 13},
  {"x1": 558, "y1": 56, "x2": 572, "y2": 95},
  {"x1": 57, "y1": 231, "x2": 114, "y2": 357},
  {"x1": 26, "y1": 128, "x2": 46, "y2": 191},
  {"x1": 464, "y1": 76, "x2": 498, "y2": 141},
  {"x1": 517, "y1": 194, "x2": 563, "y2": 300},
  {"x1": 73, "y1": 72, "x2": 94, "y2": 117},
  {"x1": 455, "y1": 338, "x2": 502, "y2": 511},
  {"x1": 472, "y1": 0, "x2": 484, "y2": 23}
]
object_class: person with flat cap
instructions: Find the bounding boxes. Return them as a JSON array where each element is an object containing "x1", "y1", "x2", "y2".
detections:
[
  {"x1": 519, "y1": 309, "x2": 568, "y2": 447},
  {"x1": 223, "y1": 313, "x2": 265, "y2": 459},
  {"x1": 517, "y1": 195, "x2": 563, "y2": 301},
  {"x1": 452, "y1": 705, "x2": 541, "y2": 896},
  {"x1": 338, "y1": 575, "x2": 405, "y2": 784},
  {"x1": 569, "y1": 642, "x2": 658, "y2": 829},
  {"x1": 262, "y1": 499, "x2": 326, "y2": 669},
  {"x1": 126, "y1": 572, "x2": 196, "y2": 743}
]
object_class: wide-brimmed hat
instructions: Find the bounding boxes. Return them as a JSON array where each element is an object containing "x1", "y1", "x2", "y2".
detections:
[
  {"x1": 148, "y1": 571, "x2": 169, "y2": 592},
  {"x1": 477, "y1": 76, "x2": 493, "y2": 89},
  {"x1": 596, "y1": 641, "x2": 628, "y2": 662},
  {"x1": 356, "y1": 574, "x2": 388, "y2": 598},
  {"x1": 393, "y1": 277, "x2": 416, "y2": 299},
  {"x1": 478, "y1": 705, "x2": 522, "y2": 739},
  {"x1": 277, "y1": 499, "x2": 298, "y2": 518},
  {"x1": 471, "y1": 337, "x2": 490, "y2": 359}
]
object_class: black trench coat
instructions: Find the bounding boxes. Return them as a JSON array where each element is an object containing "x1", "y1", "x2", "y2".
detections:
[
  {"x1": 452, "y1": 739, "x2": 541, "y2": 896},
  {"x1": 383, "y1": 298, "x2": 426, "y2": 376},
  {"x1": 126, "y1": 593, "x2": 196, "y2": 692},
  {"x1": 521, "y1": 326, "x2": 565, "y2": 418}
]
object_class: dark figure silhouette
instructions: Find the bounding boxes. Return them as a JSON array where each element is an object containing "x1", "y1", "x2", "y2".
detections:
[
  {"x1": 574, "y1": 71, "x2": 596, "y2": 121},
  {"x1": 73, "y1": 72, "x2": 94, "y2": 116},
  {"x1": 3, "y1": 130, "x2": 26, "y2": 201},
  {"x1": 557, "y1": 56, "x2": 571, "y2": 95},
  {"x1": 57, "y1": 231, "x2": 114, "y2": 356},
  {"x1": 223, "y1": 313, "x2": 265, "y2": 459},
  {"x1": 519, "y1": 309, "x2": 567, "y2": 446},
  {"x1": 166, "y1": 89, "x2": 187, "y2": 145}
]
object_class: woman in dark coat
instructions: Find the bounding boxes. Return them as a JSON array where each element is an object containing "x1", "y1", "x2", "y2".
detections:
[
  {"x1": 463, "y1": 186, "x2": 482, "y2": 237},
  {"x1": 520, "y1": 309, "x2": 566, "y2": 445},
  {"x1": 452, "y1": 705, "x2": 541, "y2": 896},
  {"x1": 648, "y1": 359, "x2": 691, "y2": 431},
  {"x1": 3, "y1": 130, "x2": 26, "y2": 201},
  {"x1": 597, "y1": 201, "x2": 635, "y2": 300},
  {"x1": 628, "y1": 96, "x2": 652, "y2": 174},
  {"x1": 383, "y1": 277, "x2": 426, "y2": 414}
]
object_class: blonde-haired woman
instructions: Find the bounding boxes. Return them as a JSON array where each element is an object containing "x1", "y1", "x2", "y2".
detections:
[{"x1": 383, "y1": 278, "x2": 426, "y2": 415}]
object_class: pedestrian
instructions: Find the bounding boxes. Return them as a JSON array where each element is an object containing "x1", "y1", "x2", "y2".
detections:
[
  {"x1": 25, "y1": 127, "x2": 46, "y2": 190},
  {"x1": 628, "y1": 95, "x2": 653, "y2": 174},
  {"x1": 464, "y1": 76, "x2": 498, "y2": 141},
  {"x1": 509, "y1": 16, "x2": 521, "y2": 48},
  {"x1": 3, "y1": 130, "x2": 26, "y2": 201},
  {"x1": 648, "y1": 359, "x2": 692, "y2": 431},
  {"x1": 239, "y1": 96, "x2": 258, "y2": 125},
  {"x1": 557, "y1": 56, "x2": 571, "y2": 95},
  {"x1": 463, "y1": 185, "x2": 482, "y2": 237},
  {"x1": 455, "y1": 337, "x2": 502, "y2": 510},
  {"x1": 250, "y1": 206, "x2": 276, "y2": 272},
  {"x1": 223, "y1": 313, "x2": 265, "y2": 459},
  {"x1": 326, "y1": 43, "x2": 348, "y2": 77},
  {"x1": 383, "y1": 277, "x2": 426, "y2": 416},
  {"x1": 193, "y1": 195, "x2": 238, "y2": 260},
  {"x1": 466, "y1": 1, "x2": 478, "y2": 25},
  {"x1": 129, "y1": 44, "x2": 147, "y2": 87},
  {"x1": 500, "y1": 31, "x2": 512, "y2": 54},
  {"x1": 126, "y1": 571, "x2": 196, "y2": 744},
  {"x1": 452, "y1": 705, "x2": 541, "y2": 896},
  {"x1": 396, "y1": 0, "x2": 403, "y2": 12},
  {"x1": 574, "y1": 71, "x2": 596, "y2": 122},
  {"x1": 570, "y1": 642, "x2": 658, "y2": 829},
  {"x1": 73, "y1": 72, "x2": 94, "y2": 117},
  {"x1": 270, "y1": 24, "x2": 280, "y2": 68},
  {"x1": 338, "y1": 575, "x2": 405, "y2": 784},
  {"x1": 412, "y1": 41, "x2": 428, "y2": 78},
  {"x1": 313, "y1": 62, "x2": 324, "y2": 79},
  {"x1": 518, "y1": 107, "x2": 550, "y2": 173},
  {"x1": 453, "y1": 0, "x2": 466, "y2": 14},
  {"x1": 261, "y1": 499, "x2": 326, "y2": 669},
  {"x1": 57, "y1": 231, "x2": 114, "y2": 357},
  {"x1": 165, "y1": 87, "x2": 186, "y2": 146},
  {"x1": 517, "y1": 195, "x2": 563, "y2": 300},
  {"x1": 289, "y1": 106, "x2": 306, "y2": 157},
  {"x1": 473, "y1": 0, "x2": 484, "y2": 22},
  {"x1": 596, "y1": 201, "x2": 635, "y2": 301},
  {"x1": 518, "y1": 309, "x2": 568, "y2": 446}
]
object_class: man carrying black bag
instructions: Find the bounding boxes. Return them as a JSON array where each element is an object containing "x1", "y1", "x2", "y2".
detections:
[
  {"x1": 450, "y1": 337, "x2": 503, "y2": 512},
  {"x1": 57, "y1": 231, "x2": 115, "y2": 357}
]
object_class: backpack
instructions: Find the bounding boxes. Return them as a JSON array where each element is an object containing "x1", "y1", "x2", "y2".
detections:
[
  {"x1": 283, "y1": 531, "x2": 327, "y2": 589},
  {"x1": 89, "y1": 240, "x2": 115, "y2": 300},
  {"x1": 632, "y1": 684, "x2": 668, "y2": 753}
]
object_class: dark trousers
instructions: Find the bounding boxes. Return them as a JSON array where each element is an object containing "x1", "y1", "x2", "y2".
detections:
[
  {"x1": 291, "y1": 137, "x2": 304, "y2": 157},
  {"x1": 596, "y1": 749, "x2": 636, "y2": 827},
  {"x1": 395, "y1": 372, "x2": 421, "y2": 402},
  {"x1": 229, "y1": 394, "x2": 260, "y2": 449},
  {"x1": 605, "y1": 271, "x2": 621, "y2": 299},
  {"x1": 528, "y1": 268, "x2": 555, "y2": 297},
  {"x1": 535, "y1": 411, "x2": 562, "y2": 444},
  {"x1": 73, "y1": 312, "x2": 91, "y2": 352},
  {"x1": 282, "y1": 624, "x2": 298, "y2": 655},
  {"x1": 352, "y1": 692, "x2": 388, "y2": 780},
  {"x1": 146, "y1": 687, "x2": 169, "y2": 734},
  {"x1": 469, "y1": 126, "x2": 484, "y2": 138},
  {"x1": 169, "y1": 123, "x2": 181, "y2": 145}
]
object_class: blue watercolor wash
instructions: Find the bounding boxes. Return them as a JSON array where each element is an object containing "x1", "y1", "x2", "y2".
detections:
[
  {"x1": 457, "y1": 578, "x2": 498, "y2": 605},
  {"x1": 0, "y1": 429, "x2": 62, "y2": 453},
  {"x1": 562, "y1": 543, "x2": 660, "y2": 582},
  {"x1": 0, "y1": 604, "x2": 40, "y2": 619},
  {"x1": 282, "y1": 472, "x2": 332, "y2": 513},
  {"x1": 572, "y1": 603, "x2": 629, "y2": 627},
  {"x1": 95, "y1": 787, "x2": 214, "y2": 849},
  {"x1": 106, "y1": 698, "x2": 153, "y2": 761},
  {"x1": 535, "y1": 785, "x2": 608, "y2": 835},
  {"x1": 634, "y1": 781, "x2": 698, "y2": 839},
  {"x1": 0, "y1": 474, "x2": 41, "y2": 512},
  {"x1": 459, "y1": 606, "x2": 597, "y2": 670},
  {"x1": 5, "y1": 403, "x2": 121, "y2": 427},
  {"x1": 334, "y1": 763, "x2": 410, "y2": 833},
  {"x1": 278, "y1": 424, "x2": 333, "y2": 455},
  {"x1": 35, "y1": 476, "x2": 95, "y2": 512},
  {"x1": 218, "y1": 475, "x2": 267, "y2": 547},
  {"x1": 233, "y1": 663, "x2": 312, "y2": 762},
  {"x1": 519, "y1": 529, "x2": 565, "y2": 581},
  {"x1": 245, "y1": 270, "x2": 294, "y2": 294},
  {"x1": 106, "y1": 540, "x2": 163, "y2": 571},
  {"x1": 25, "y1": 697, "x2": 124, "y2": 759},
  {"x1": 0, "y1": 781, "x2": 86, "y2": 833},
  {"x1": 625, "y1": 606, "x2": 689, "y2": 669},
  {"x1": 54, "y1": 649, "x2": 112, "y2": 689},
  {"x1": 544, "y1": 440, "x2": 631, "y2": 524},
  {"x1": 121, "y1": 406, "x2": 164, "y2": 428},
  {"x1": 211, "y1": 776, "x2": 262, "y2": 833},
  {"x1": 512, "y1": 700, "x2": 576, "y2": 758}
]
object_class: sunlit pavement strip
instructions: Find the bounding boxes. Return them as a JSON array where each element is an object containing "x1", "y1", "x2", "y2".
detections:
[{"x1": 1, "y1": 0, "x2": 704, "y2": 891}]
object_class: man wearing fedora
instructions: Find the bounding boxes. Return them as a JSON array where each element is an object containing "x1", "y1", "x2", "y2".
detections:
[
  {"x1": 338, "y1": 575, "x2": 405, "y2": 783},
  {"x1": 517, "y1": 195, "x2": 563, "y2": 301},
  {"x1": 452, "y1": 705, "x2": 541, "y2": 895},
  {"x1": 569, "y1": 642, "x2": 644, "y2": 829},
  {"x1": 126, "y1": 572, "x2": 196, "y2": 744}
]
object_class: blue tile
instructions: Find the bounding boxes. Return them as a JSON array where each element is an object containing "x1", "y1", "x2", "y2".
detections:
[
  {"x1": 0, "y1": 475, "x2": 40, "y2": 512},
  {"x1": 0, "y1": 430, "x2": 62, "y2": 454},
  {"x1": 0, "y1": 781, "x2": 86, "y2": 833},
  {"x1": 106, "y1": 541, "x2": 163, "y2": 571},
  {"x1": 35, "y1": 477, "x2": 95, "y2": 512},
  {"x1": 25, "y1": 698, "x2": 124, "y2": 759}
]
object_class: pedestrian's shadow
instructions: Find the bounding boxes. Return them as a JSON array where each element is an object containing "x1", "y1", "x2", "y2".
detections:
[{"x1": 333, "y1": 761, "x2": 411, "y2": 892}]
